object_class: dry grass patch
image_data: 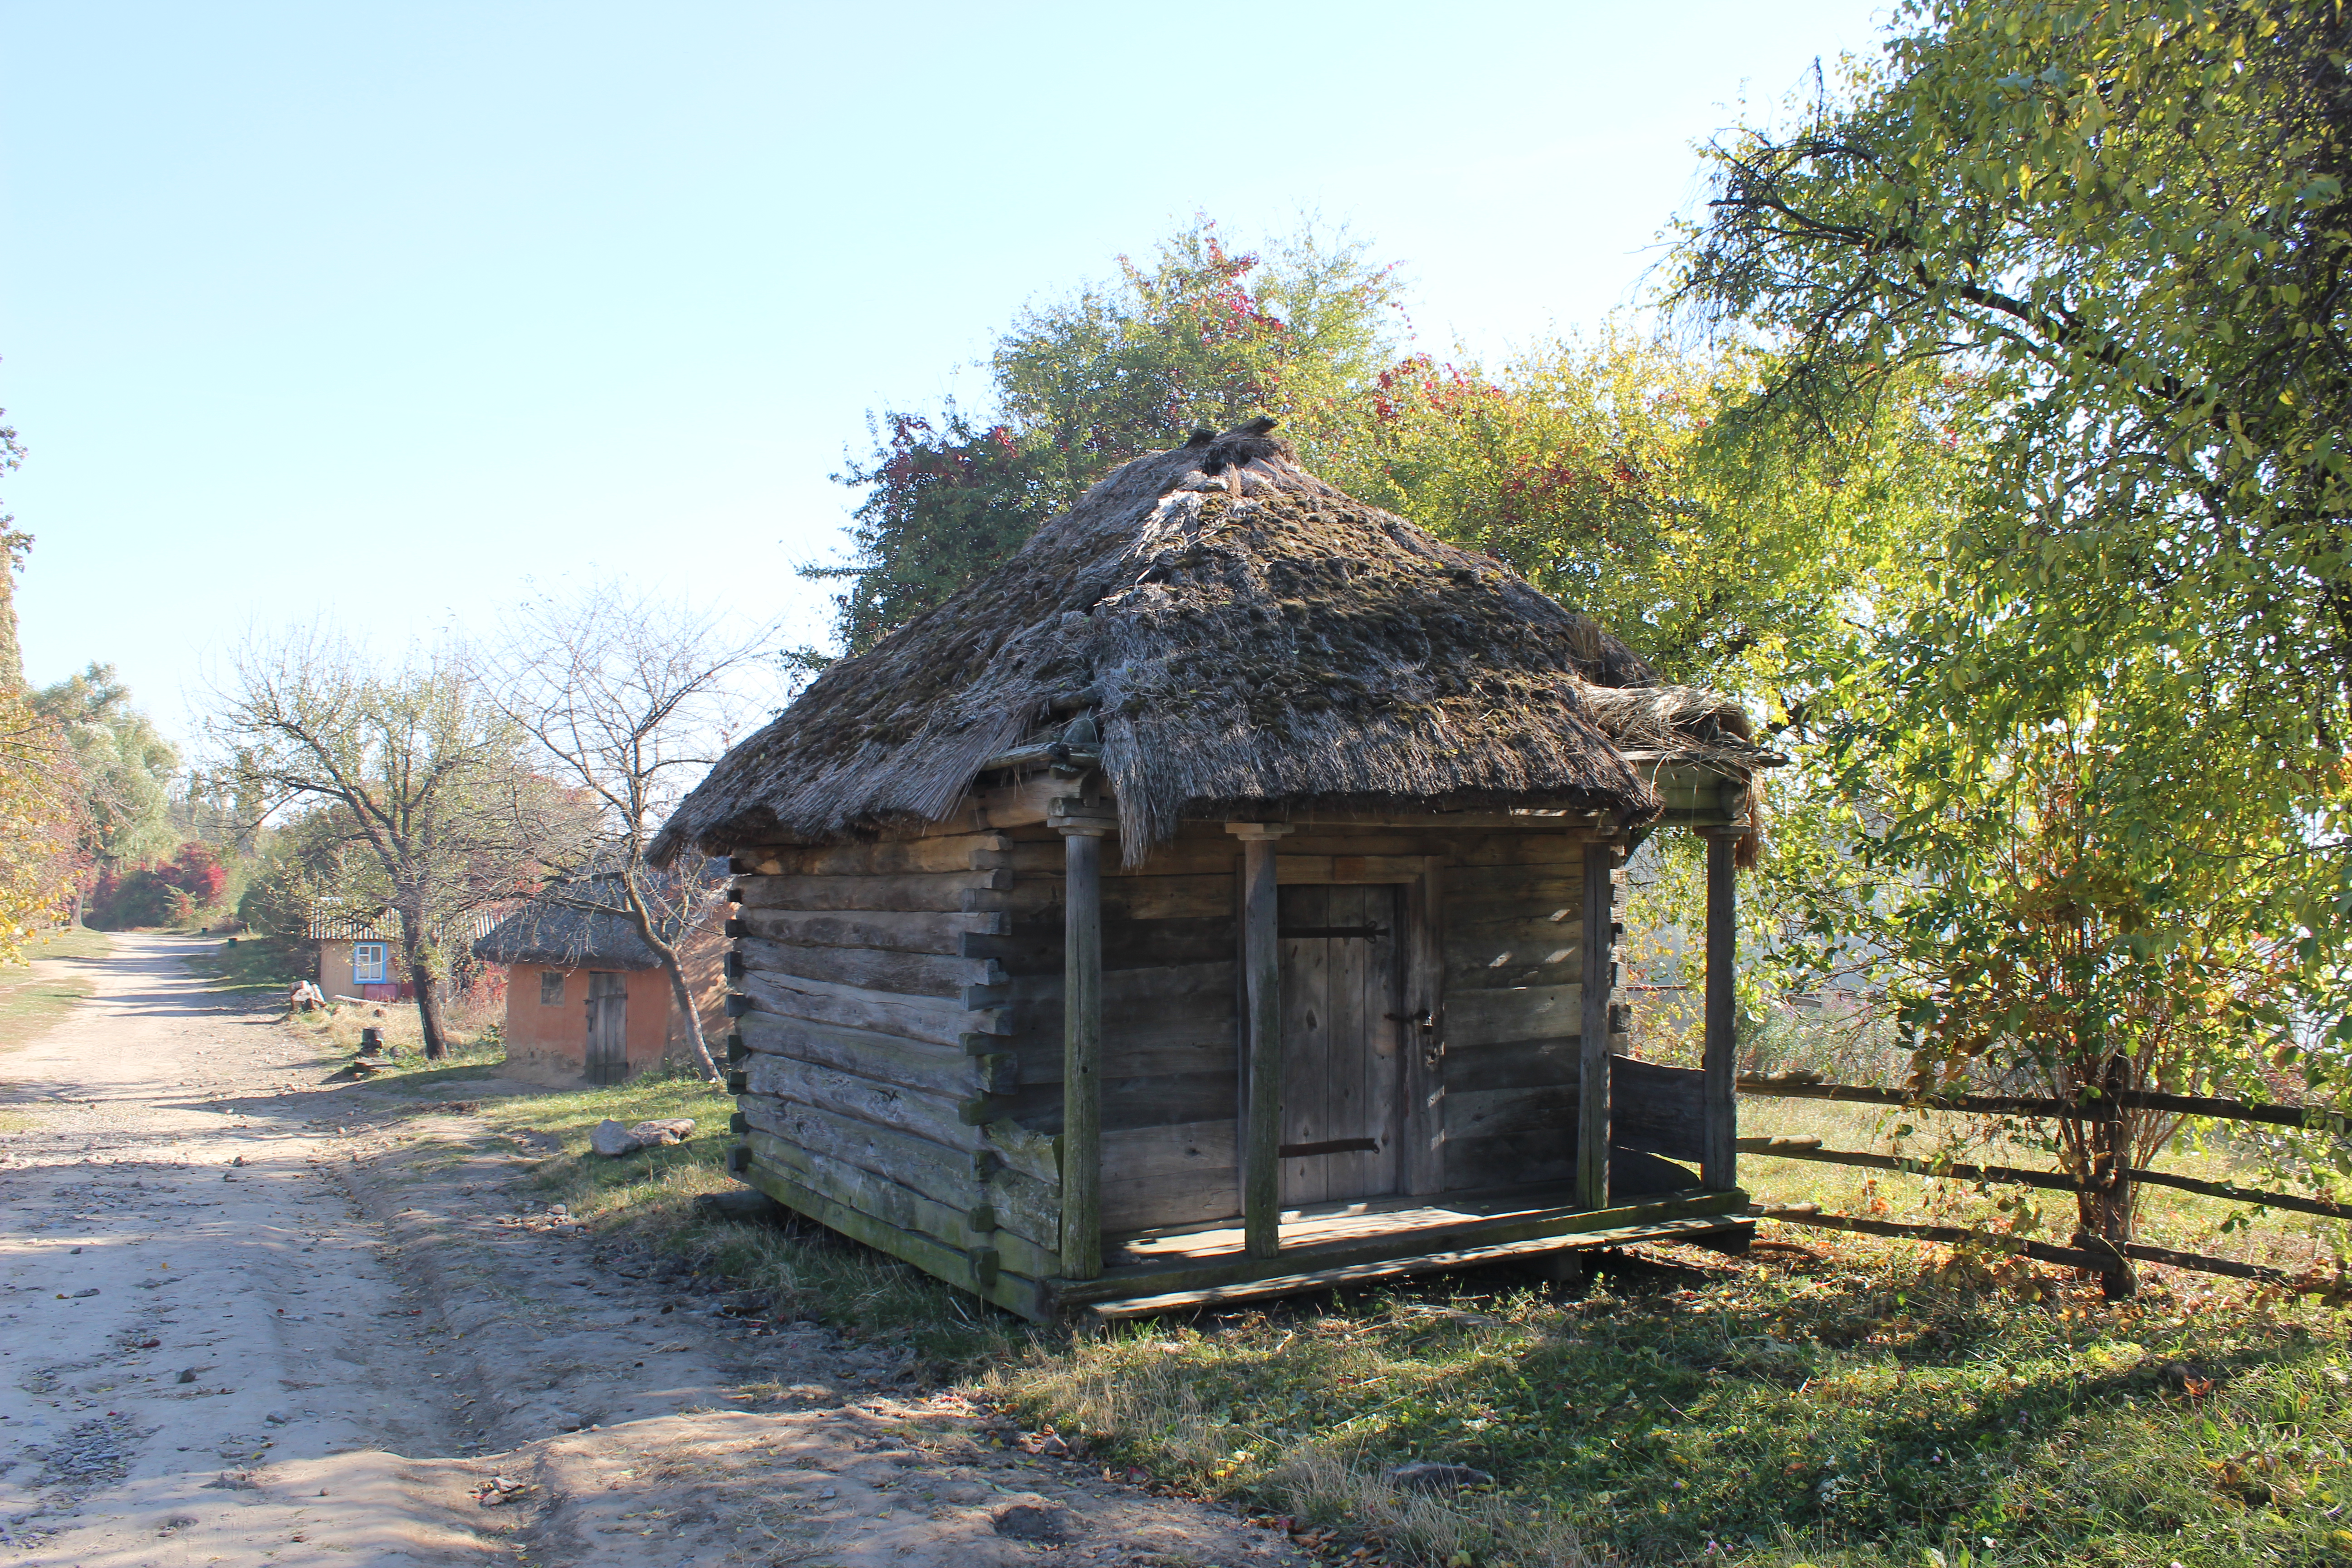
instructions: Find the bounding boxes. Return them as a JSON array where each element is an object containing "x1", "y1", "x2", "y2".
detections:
[
  {"x1": 467, "y1": 1071, "x2": 1028, "y2": 1369},
  {"x1": 0, "y1": 926, "x2": 110, "y2": 1055}
]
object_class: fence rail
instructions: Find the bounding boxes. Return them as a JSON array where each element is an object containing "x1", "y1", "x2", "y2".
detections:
[
  {"x1": 1754, "y1": 1205, "x2": 2297, "y2": 1287},
  {"x1": 1738, "y1": 1073, "x2": 2342, "y2": 1131},
  {"x1": 1736, "y1": 1075, "x2": 2344, "y2": 1290},
  {"x1": 1737, "y1": 1135, "x2": 2352, "y2": 1221}
]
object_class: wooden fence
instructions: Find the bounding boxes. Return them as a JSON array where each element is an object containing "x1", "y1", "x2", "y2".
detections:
[{"x1": 1735, "y1": 1073, "x2": 2348, "y2": 1289}]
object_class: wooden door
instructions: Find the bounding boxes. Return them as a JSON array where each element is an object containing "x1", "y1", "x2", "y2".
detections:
[
  {"x1": 1277, "y1": 883, "x2": 1405, "y2": 1205},
  {"x1": 585, "y1": 971, "x2": 628, "y2": 1086}
]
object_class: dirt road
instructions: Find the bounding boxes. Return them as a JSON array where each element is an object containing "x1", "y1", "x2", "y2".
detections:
[{"x1": 0, "y1": 935, "x2": 1301, "y2": 1568}]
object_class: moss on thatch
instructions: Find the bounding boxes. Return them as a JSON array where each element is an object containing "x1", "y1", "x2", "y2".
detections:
[
  {"x1": 475, "y1": 878, "x2": 670, "y2": 970},
  {"x1": 655, "y1": 422, "x2": 1764, "y2": 866}
]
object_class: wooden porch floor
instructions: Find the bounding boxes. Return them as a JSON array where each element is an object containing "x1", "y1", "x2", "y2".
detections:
[
  {"x1": 1062, "y1": 1183, "x2": 1752, "y2": 1318},
  {"x1": 1105, "y1": 1179, "x2": 1596, "y2": 1268}
]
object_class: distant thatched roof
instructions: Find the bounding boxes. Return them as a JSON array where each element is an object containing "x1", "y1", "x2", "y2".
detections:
[
  {"x1": 473, "y1": 879, "x2": 669, "y2": 971},
  {"x1": 309, "y1": 908, "x2": 502, "y2": 944},
  {"x1": 655, "y1": 421, "x2": 1768, "y2": 867}
]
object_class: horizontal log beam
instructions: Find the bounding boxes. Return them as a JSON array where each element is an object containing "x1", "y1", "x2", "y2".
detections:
[
  {"x1": 1739, "y1": 1138, "x2": 2088, "y2": 1197},
  {"x1": 740, "y1": 1159, "x2": 1052, "y2": 1321},
  {"x1": 2119, "y1": 1240, "x2": 2296, "y2": 1285},
  {"x1": 1085, "y1": 1213, "x2": 1753, "y2": 1320},
  {"x1": 735, "y1": 1013, "x2": 985, "y2": 1098},
  {"x1": 736, "y1": 907, "x2": 1009, "y2": 955},
  {"x1": 736, "y1": 870, "x2": 1013, "y2": 913}
]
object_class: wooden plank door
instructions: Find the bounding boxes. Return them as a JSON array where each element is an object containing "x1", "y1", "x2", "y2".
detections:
[
  {"x1": 585, "y1": 971, "x2": 628, "y2": 1086},
  {"x1": 1277, "y1": 884, "x2": 1405, "y2": 1205}
]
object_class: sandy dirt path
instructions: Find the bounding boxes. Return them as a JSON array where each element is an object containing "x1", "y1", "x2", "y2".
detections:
[{"x1": 0, "y1": 935, "x2": 1303, "y2": 1568}]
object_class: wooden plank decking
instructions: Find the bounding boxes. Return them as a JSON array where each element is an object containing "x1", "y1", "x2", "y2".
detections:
[
  {"x1": 1058, "y1": 1183, "x2": 1750, "y2": 1315},
  {"x1": 1086, "y1": 1214, "x2": 1753, "y2": 1319}
]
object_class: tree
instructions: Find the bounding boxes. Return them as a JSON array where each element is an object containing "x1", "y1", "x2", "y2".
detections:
[
  {"x1": 485, "y1": 582, "x2": 772, "y2": 1082},
  {"x1": 1667, "y1": 0, "x2": 2352, "y2": 1273},
  {"x1": 211, "y1": 627, "x2": 594, "y2": 1058},
  {"x1": 1320, "y1": 331, "x2": 1965, "y2": 695},
  {"x1": 1672, "y1": 0, "x2": 2352, "y2": 818},
  {"x1": 0, "y1": 399, "x2": 27, "y2": 691},
  {"x1": 0, "y1": 401, "x2": 82, "y2": 954},
  {"x1": 33, "y1": 664, "x2": 179, "y2": 913},
  {"x1": 806, "y1": 218, "x2": 1407, "y2": 656},
  {"x1": 0, "y1": 691, "x2": 79, "y2": 955}
]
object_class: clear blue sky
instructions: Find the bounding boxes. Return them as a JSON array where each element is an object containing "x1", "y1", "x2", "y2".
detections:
[{"x1": 1, "y1": 0, "x2": 1889, "y2": 745}]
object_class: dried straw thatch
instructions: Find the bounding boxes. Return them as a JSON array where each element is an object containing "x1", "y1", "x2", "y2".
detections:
[
  {"x1": 655, "y1": 421, "x2": 1765, "y2": 867},
  {"x1": 474, "y1": 877, "x2": 671, "y2": 971}
]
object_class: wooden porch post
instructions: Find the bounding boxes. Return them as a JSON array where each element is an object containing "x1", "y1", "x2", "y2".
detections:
[
  {"x1": 1701, "y1": 830, "x2": 1740, "y2": 1192},
  {"x1": 1228, "y1": 822, "x2": 1293, "y2": 1259},
  {"x1": 1053, "y1": 797, "x2": 1117, "y2": 1279},
  {"x1": 1578, "y1": 831, "x2": 1619, "y2": 1212}
]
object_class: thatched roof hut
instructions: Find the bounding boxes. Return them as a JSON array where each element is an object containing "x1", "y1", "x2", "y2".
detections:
[
  {"x1": 475, "y1": 877, "x2": 673, "y2": 971},
  {"x1": 667, "y1": 421, "x2": 1769, "y2": 1322},
  {"x1": 474, "y1": 876, "x2": 725, "y2": 1087},
  {"x1": 654, "y1": 420, "x2": 1766, "y2": 867}
]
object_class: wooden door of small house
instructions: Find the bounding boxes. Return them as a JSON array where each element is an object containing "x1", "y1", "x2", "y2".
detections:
[
  {"x1": 585, "y1": 971, "x2": 627, "y2": 1086},
  {"x1": 1277, "y1": 883, "x2": 1405, "y2": 1205}
]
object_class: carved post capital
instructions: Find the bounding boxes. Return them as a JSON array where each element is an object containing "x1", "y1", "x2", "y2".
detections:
[{"x1": 1049, "y1": 797, "x2": 1117, "y2": 838}]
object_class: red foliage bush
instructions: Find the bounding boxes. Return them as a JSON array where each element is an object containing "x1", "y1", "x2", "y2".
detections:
[{"x1": 86, "y1": 841, "x2": 231, "y2": 928}]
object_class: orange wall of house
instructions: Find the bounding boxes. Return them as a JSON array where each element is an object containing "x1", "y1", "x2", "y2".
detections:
[
  {"x1": 501, "y1": 963, "x2": 678, "y2": 1077},
  {"x1": 315, "y1": 940, "x2": 401, "y2": 997}
]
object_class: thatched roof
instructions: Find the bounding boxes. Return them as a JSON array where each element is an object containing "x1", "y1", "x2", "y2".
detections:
[
  {"x1": 655, "y1": 421, "x2": 1767, "y2": 867},
  {"x1": 309, "y1": 908, "x2": 502, "y2": 944},
  {"x1": 474, "y1": 879, "x2": 669, "y2": 970}
]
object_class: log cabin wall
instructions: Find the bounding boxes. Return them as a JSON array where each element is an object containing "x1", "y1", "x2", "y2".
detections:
[
  {"x1": 725, "y1": 827, "x2": 1061, "y2": 1319},
  {"x1": 980, "y1": 820, "x2": 1243, "y2": 1234},
  {"x1": 1437, "y1": 833, "x2": 1611, "y2": 1191},
  {"x1": 986, "y1": 818, "x2": 1635, "y2": 1235},
  {"x1": 727, "y1": 811, "x2": 1706, "y2": 1313}
]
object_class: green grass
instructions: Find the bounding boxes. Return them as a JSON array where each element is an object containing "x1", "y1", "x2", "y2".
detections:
[
  {"x1": 975, "y1": 1097, "x2": 2352, "y2": 1568},
  {"x1": 0, "y1": 925, "x2": 111, "y2": 1054},
  {"x1": 466, "y1": 1070, "x2": 1027, "y2": 1370},
  {"x1": 988, "y1": 1241, "x2": 2352, "y2": 1568},
  {"x1": 181, "y1": 933, "x2": 308, "y2": 998},
  {"x1": 445, "y1": 1061, "x2": 2352, "y2": 1565}
]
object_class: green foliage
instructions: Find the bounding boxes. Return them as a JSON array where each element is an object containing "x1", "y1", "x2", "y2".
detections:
[
  {"x1": 0, "y1": 691, "x2": 80, "y2": 956},
  {"x1": 1323, "y1": 332, "x2": 1967, "y2": 696},
  {"x1": 1316, "y1": 333, "x2": 1974, "y2": 1020},
  {"x1": 989, "y1": 221, "x2": 1404, "y2": 495},
  {"x1": 0, "y1": 399, "x2": 26, "y2": 687},
  {"x1": 31, "y1": 662, "x2": 178, "y2": 869},
  {"x1": 1680, "y1": 1, "x2": 2352, "y2": 742},
  {"x1": 807, "y1": 219, "x2": 1406, "y2": 656},
  {"x1": 1667, "y1": 0, "x2": 2352, "y2": 1192}
]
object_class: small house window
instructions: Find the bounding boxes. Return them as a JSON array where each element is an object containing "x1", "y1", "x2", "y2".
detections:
[
  {"x1": 539, "y1": 971, "x2": 565, "y2": 1006},
  {"x1": 352, "y1": 943, "x2": 389, "y2": 984}
]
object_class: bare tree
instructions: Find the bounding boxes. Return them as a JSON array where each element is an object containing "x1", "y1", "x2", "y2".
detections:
[
  {"x1": 485, "y1": 583, "x2": 773, "y2": 1082},
  {"x1": 211, "y1": 626, "x2": 593, "y2": 1058}
]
